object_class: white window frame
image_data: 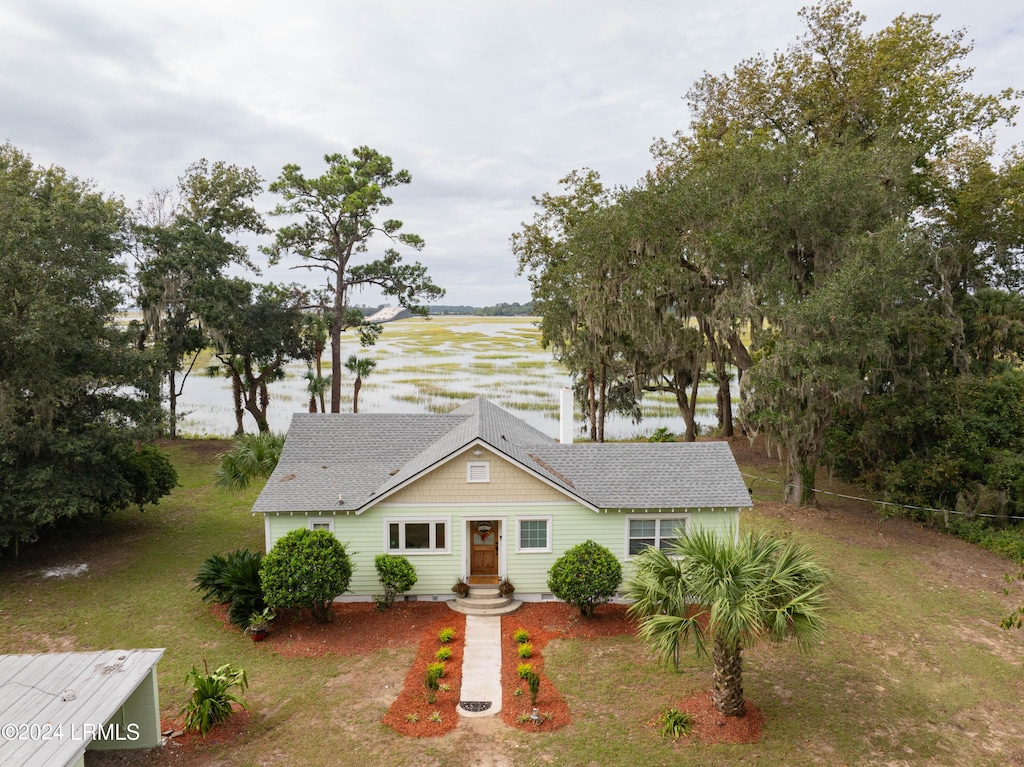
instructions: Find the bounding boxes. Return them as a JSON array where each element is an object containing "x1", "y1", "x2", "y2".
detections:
[
  {"x1": 308, "y1": 517, "x2": 334, "y2": 533},
  {"x1": 384, "y1": 517, "x2": 451, "y2": 555},
  {"x1": 466, "y1": 461, "x2": 490, "y2": 483},
  {"x1": 624, "y1": 514, "x2": 690, "y2": 558},
  {"x1": 516, "y1": 515, "x2": 552, "y2": 553}
]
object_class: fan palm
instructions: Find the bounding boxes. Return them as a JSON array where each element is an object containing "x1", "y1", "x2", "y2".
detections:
[
  {"x1": 344, "y1": 355, "x2": 376, "y2": 413},
  {"x1": 214, "y1": 432, "x2": 285, "y2": 492},
  {"x1": 625, "y1": 527, "x2": 828, "y2": 717}
]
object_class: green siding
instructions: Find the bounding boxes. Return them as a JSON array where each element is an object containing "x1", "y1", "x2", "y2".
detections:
[
  {"x1": 88, "y1": 667, "x2": 161, "y2": 751},
  {"x1": 265, "y1": 504, "x2": 739, "y2": 598}
]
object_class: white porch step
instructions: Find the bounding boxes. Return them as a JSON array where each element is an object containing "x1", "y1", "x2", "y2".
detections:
[{"x1": 448, "y1": 587, "x2": 522, "y2": 616}]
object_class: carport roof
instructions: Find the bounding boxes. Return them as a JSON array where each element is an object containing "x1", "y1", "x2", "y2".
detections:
[{"x1": 0, "y1": 648, "x2": 164, "y2": 767}]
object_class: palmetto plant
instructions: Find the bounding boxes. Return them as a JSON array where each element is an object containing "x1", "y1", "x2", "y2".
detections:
[
  {"x1": 213, "y1": 431, "x2": 284, "y2": 492},
  {"x1": 192, "y1": 548, "x2": 266, "y2": 629},
  {"x1": 181, "y1": 662, "x2": 249, "y2": 736},
  {"x1": 344, "y1": 355, "x2": 376, "y2": 413},
  {"x1": 625, "y1": 528, "x2": 829, "y2": 717}
]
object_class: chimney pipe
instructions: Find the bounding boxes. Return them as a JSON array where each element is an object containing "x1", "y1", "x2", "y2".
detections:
[{"x1": 559, "y1": 387, "x2": 574, "y2": 444}]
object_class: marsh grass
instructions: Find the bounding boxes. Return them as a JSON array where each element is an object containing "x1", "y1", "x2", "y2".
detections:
[{"x1": 172, "y1": 316, "x2": 732, "y2": 440}]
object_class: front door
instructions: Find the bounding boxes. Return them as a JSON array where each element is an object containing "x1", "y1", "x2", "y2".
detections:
[{"x1": 469, "y1": 520, "x2": 499, "y2": 579}]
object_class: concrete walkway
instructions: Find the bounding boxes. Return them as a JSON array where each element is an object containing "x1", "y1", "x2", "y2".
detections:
[{"x1": 457, "y1": 615, "x2": 502, "y2": 717}]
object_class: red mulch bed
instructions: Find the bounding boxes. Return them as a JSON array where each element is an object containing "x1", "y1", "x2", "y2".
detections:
[
  {"x1": 500, "y1": 602, "x2": 636, "y2": 731},
  {"x1": 662, "y1": 692, "x2": 764, "y2": 745},
  {"x1": 209, "y1": 601, "x2": 764, "y2": 745},
  {"x1": 380, "y1": 611, "x2": 466, "y2": 736},
  {"x1": 158, "y1": 705, "x2": 252, "y2": 757}
]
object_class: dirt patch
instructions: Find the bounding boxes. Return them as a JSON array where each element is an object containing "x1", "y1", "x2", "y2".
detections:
[{"x1": 84, "y1": 709, "x2": 251, "y2": 767}]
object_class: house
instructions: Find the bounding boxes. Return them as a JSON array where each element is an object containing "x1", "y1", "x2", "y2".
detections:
[{"x1": 251, "y1": 394, "x2": 751, "y2": 601}]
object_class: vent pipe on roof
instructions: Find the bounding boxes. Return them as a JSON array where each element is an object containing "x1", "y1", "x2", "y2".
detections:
[{"x1": 559, "y1": 387, "x2": 574, "y2": 444}]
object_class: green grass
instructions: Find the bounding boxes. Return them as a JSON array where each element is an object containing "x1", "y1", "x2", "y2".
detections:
[{"x1": 4, "y1": 441, "x2": 1024, "y2": 765}]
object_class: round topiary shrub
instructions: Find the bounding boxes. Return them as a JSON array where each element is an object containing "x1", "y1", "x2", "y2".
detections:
[
  {"x1": 260, "y1": 528, "x2": 353, "y2": 622},
  {"x1": 547, "y1": 539, "x2": 622, "y2": 618},
  {"x1": 373, "y1": 553, "x2": 417, "y2": 610}
]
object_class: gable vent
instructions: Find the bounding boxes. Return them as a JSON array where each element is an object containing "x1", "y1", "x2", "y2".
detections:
[{"x1": 467, "y1": 461, "x2": 490, "y2": 483}]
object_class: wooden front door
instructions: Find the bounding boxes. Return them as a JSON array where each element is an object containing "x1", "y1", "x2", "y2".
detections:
[{"x1": 469, "y1": 521, "x2": 499, "y2": 576}]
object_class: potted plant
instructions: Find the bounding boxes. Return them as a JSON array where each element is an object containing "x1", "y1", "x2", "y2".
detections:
[
  {"x1": 451, "y1": 578, "x2": 470, "y2": 598},
  {"x1": 498, "y1": 577, "x2": 515, "y2": 597},
  {"x1": 244, "y1": 607, "x2": 276, "y2": 641}
]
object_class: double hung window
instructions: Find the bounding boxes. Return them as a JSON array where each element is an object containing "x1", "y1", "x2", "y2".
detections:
[{"x1": 627, "y1": 516, "x2": 687, "y2": 556}]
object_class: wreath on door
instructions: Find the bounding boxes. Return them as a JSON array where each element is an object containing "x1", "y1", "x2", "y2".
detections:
[{"x1": 476, "y1": 522, "x2": 492, "y2": 542}]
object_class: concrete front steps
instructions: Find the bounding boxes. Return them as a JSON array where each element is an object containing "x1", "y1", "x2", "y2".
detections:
[{"x1": 447, "y1": 586, "x2": 522, "y2": 616}]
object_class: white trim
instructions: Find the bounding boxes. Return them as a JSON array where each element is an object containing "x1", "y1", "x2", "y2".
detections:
[
  {"x1": 466, "y1": 461, "x2": 490, "y2": 483},
  {"x1": 515, "y1": 515, "x2": 553, "y2": 553},
  {"x1": 384, "y1": 516, "x2": 452, "y2": 555},
  {"x1": 375, "y1": 500, "x2": 581, "y2": 509},
  {"x1": 624, "y1": 513, "x2": 691, "y2": 559},
  {"x1": 307, "y1": 516, "x2": 334, "y2": 533}
]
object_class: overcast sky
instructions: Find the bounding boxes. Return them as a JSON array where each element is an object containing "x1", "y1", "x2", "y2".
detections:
[{"x1": 3, "y1": 1, "x2": 1022, "y2": 307}]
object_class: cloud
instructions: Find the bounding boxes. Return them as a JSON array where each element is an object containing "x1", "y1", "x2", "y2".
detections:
[{"x1": 3, "y1": 0, "x2": 1022, "y2": 306}]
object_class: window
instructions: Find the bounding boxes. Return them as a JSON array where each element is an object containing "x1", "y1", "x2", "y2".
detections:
[
  {"x1": 627, "y1": 516, "x2": 687, "y2": 556},
  {"x1": 517, "y1": 516, "x2": 551, "y2": 553},
  {"x1": 308, "y1": 517, "x2": 334, "y2": 533},
  {"x1": 467, "y1": 461, "x2": 490, "y2": 483},
  {"x1": 386, "y1": 519, "x2": 449, "y2": 554}
]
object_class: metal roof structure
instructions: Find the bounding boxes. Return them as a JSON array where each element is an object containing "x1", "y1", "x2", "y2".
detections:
[
  {"x1": 0, "y1": 648, "x2": 164, "y2": 767},
  {"x1": 252, "y1": 396, "x2": 752, "y2": 514}
]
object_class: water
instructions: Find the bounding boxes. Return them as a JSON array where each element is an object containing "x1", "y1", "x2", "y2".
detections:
[{"x1": 171, "y1": 316, "x2": 726, "y2": 440}]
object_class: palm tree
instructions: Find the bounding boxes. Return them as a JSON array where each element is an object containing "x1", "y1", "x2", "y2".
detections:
[
  {"x1": 624, "y1": 527, "x2": 828, "y2": 717},
  {"x1": 214, "y1": 432, "x2": 285, "y2": 492},
  {"x1": 344, "y1": 355, "x2": 376, "y2": 414}
]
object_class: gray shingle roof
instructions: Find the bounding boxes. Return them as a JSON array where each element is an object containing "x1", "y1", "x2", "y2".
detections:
[{"x1": 252, "y1": 397, "x2": 751, "y2": 514}]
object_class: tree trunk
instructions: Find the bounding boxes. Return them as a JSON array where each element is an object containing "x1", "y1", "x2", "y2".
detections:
[
  {"x1": 315, "y1": 352, "x2": 326, "y2": 413},
  {"x1": 353, "y1": 377, "x2": 362, "y2": 414},
  {"x1": 597, "y1": 362, "x2": 606, "y2": 443},
  {"x1": 712, "y1": 637, "x2": 745, "y2": 717},
  {"x1": 587, "y1": 367, "x2": 597, "y2": 441},
  {"x1": 785, "y1": 460, "x2": 817, "y2": 506},
  {"x1": 167, "y1": 369, "x2": 178, "y2": 438},
  {"x1": 716, "y1": 357, "x2": 734, "y2": 438},
  {"x1": 330, "y1": 306, "x2": 343, "y2": 413},
  {"x1": 232, "y1": 374, "x2": 244, "y2": 436}
]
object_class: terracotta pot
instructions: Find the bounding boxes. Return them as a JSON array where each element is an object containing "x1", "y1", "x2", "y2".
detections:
[{"x1": 249, "y1": 630, "x2": 268, "y2": 642}]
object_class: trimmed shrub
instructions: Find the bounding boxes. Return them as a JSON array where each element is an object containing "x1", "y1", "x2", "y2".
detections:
[
  {"x1": 517, "y1": 642, "x2": 533, "y2": 659},
  {"x1": 260, "y1": 528, "x2": 353, "y2": 623},
  {"x1": 547, "y1": 540, "x2": 622, "y2": 618},
  {"x1": 512, "y1": 628, "x2": 530, "y2": 644},
  {"x1": 438, "y1": 627, "x2": 456, "y2": 643},
  {"x1": 435, "y1": 646, "x2": 452, "y2": 662},
  {"x1": 373, "y1": 554, "x2": 417, "y2": 610},
  {"x1": 517, "y1": 662, "x2": 533, "y2": 679}
]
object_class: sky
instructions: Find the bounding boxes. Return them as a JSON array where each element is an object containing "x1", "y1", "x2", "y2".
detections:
[{"x1": 3, "y1": 1, "x2": 1023, "y2": 307}]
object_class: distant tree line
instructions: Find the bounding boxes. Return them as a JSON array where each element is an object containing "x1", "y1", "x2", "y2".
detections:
[
  {"x1": 354, "y1": 301, "x2": 534, "y2": 316},
  {"x1": 512, "y1": 0, "x2": 1024, "y2": 543},
  {"x1": 0, "y1": 144, "x2": 443, "y2": 558}
]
